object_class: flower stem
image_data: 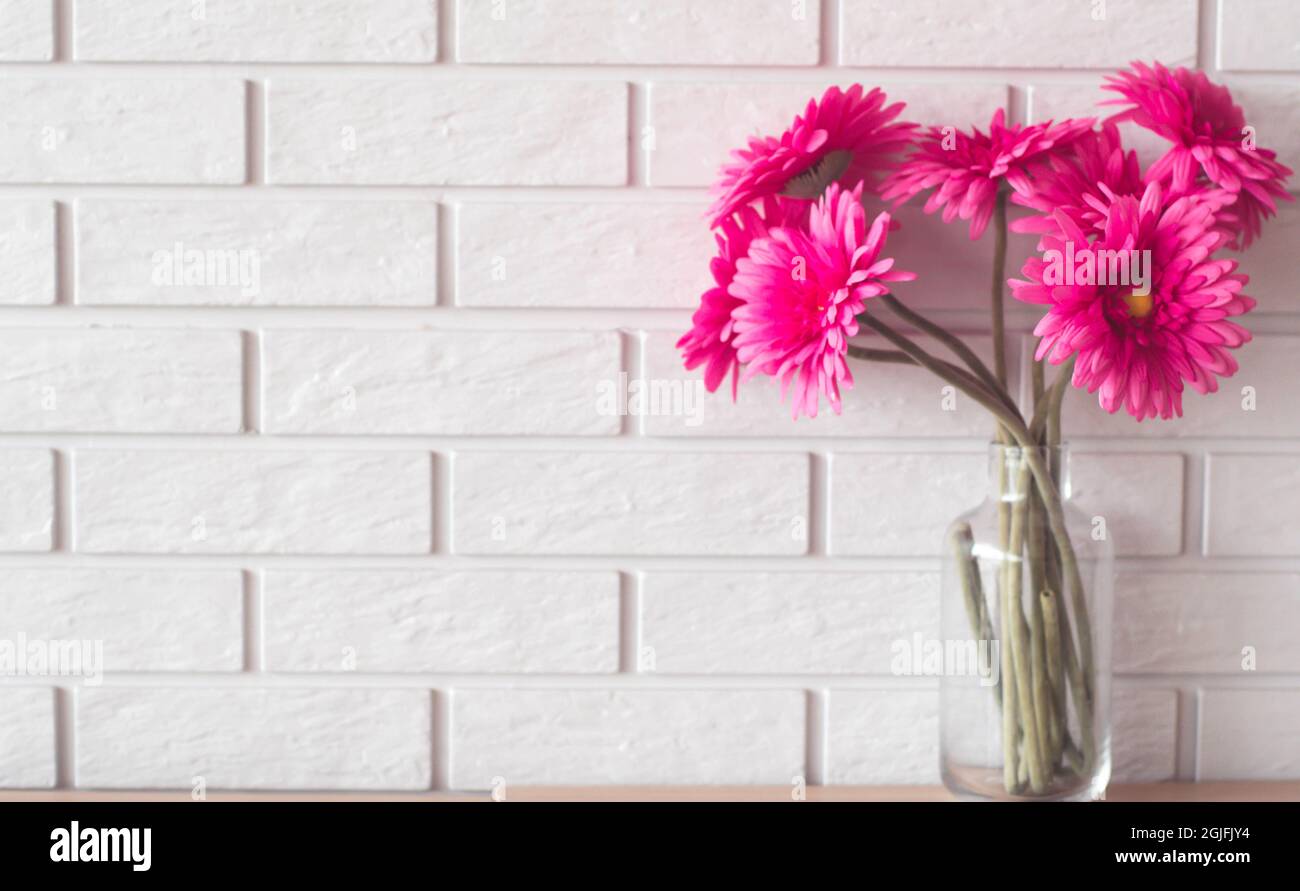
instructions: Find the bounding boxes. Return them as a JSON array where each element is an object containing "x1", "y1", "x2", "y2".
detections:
[
  {"x1": 844, "y1": 345, "x2": 915, "y2": 365},
  {"x1": 879, "y1": 294, "x2": 1006, "y2": 403},
  {"x1": 1004, "y1": 457, "x2": 1049, "y2": 792},
  {"x1": 854, "y1": 315, "x2": 1097, "y2": 776},
  {"x1": 991, "y1": 186, "x2": 1009, "y2": 387},
  {"x1": 950, "y1": 521, "x2": 999, "y2": 705}
]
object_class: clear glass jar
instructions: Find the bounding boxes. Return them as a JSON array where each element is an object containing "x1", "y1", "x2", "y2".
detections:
[{"x1": 940, "y1": 443, "x2": 1114, "y2": 801}]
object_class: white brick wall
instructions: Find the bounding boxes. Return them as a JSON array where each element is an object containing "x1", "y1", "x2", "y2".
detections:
[
  {"x1": 0, "y1": 0, "x2": 1295, "y2": 792},
  {"x1": 77, "y1": 200, "x2": 440, "y2": 306}
]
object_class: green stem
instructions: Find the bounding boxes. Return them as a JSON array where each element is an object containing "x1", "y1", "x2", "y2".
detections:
[
  {"x1": 991, "y1": 187, "x2": 1009, "y2": 387},
  {"x1": 999, "y1": 557, "x2": 1020, "y2": 793},
  {"x1": 855, "y1": 315, "x2": 1097, "y2": 764},
  {"x1": 950, "y1": 522, "x2": 999, "y2": 706},
  {"x1": 845, "y1": 345, "x2": 915, "y2": 365},
  {"x1": 1004, "y1": 458, "x2": 1048, "y2": 792},
  {"x1": 878, "y1": 293, "x2": 1008, "y2": 410}
]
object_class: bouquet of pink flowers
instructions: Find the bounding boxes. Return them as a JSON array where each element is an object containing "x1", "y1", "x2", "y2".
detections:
[{"x1": 680, "y1": 63, "x2": 1291, "y2": 799}]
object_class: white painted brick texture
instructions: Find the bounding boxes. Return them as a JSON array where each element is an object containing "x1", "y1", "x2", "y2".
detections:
[
  {"x1": 450, "y1": 689, "x2": 806, "y2": 787},
  {"x1": 266, "y1": 80, "x2": 627, "y2": 185},
  {"x1": 0, "y1": 328, "x2": 243, "y2": 432},
  {"x1": 452, "y1": 451, "x2": 809, "y2": 555},
  {"x1": 263, "y1": 570, "x2": 620, "y2": 673},
  {"x1": 0, "y1": 569, "x2": 243, "y2": 671},
  {"x1": 0, "y1": 202, "x2": 55, "y2": 304},
  {"x1": 456, "y1": 0, "x2": 819, "y2": 65},
  {"x1": 0, "y1": 450, "x2": 53, "y2": 552},
  {"x1": 1199, "y1": 690, "x2": 1300, "y2": 779},
  {"x1": 839, "y1": 0, "x2": 1199, "y2": 69},
  {"x1": 0, "y1": 79, "x2": 245, "y2": 183},
  {"x1": 261, "y1": 329, "x2": 621, "y2": 435},
  {"x1": 0, "y1": 0, "x2": 1293, "y2": 792},
  {"x1": 456, "y1": 202, "x2": 709, "y2": 308},
  {"x1": 0, "y1": 0, "x2": 53, "y2": 61},
  {"x1": 0, "y1": 688, "x2": 56, "y2": 788},
  {"x1": 74, "y1": 451, "x2": 432, "y2": 554},
  {"x1": 76, "y1": 688, "x2": 433, "y2": 789},
  {"x1": 77, "y1": 201, "x2": 438, "y2": 306},
  {"x1": 74, "y1": 0, "x2": 439, "y2": 62}
]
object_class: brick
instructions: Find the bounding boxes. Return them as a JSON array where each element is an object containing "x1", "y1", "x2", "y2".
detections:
[
  {"x1": 644, "y1": 331, "x2": 1004, "y2": 437},
  {"x1": 266, "y1": 79, "x2": 626, "y2": 185},
  {"x1": 1205, "y1": 453, "x2": 1300, "y2": 556},
  {"x1": 74, "y1": 0, "x2": 437, "y2": 62},
  {"x1": 261, "y1": 330, "x2": 620, "y2": 435},
  {"x1": 74, "y1": 450, "x2": 431, "y2": 554},
  {"x1": 1071, "y1": 452, "x2": 1183, "y2": 557},
  {"x1": 452, "y1": 451, "x2": 809, "y2": 555},
  {"x1": 829, "y1": 451, "x2": 985, "y2": 556},
  {"x1": 0, "y1": 201, "x2": 55, "y2": 305},
  {"x1": 1116, "y1": 573, "x2": 1300, "y2": 674},
  {"x1": 826, "y1": 690, "x2": 939, "y2": 784},
  {"x1": 449, "y1": 688, "x2": 804, "y2": 787},
  {"x1": 0, "y1": 79, "x2": 245, "y2": 183},
  {"x1": 648, "y1": 81, "x2": 1007, "y2": 187},
  {"x1": 76, "y1": 200, "x2": 437, "y2": 306},
  {"x1": 1233, "y1": 203, "x2": 1300, "y2": 315},
  {"x1": 1199, "y1": 689, "x2": 1300, "y2": 779},
  {"x1": 1058, "y1": 336, "x2": 1300, "y2": 437},
  {"x1": 840, "y1": 0, "x2": 1197, "y2": 68},
  {"x1": 1112, "y1": 687, "x2": 1179, "y2": 782},
  {"x1": 0, "y1": 569, "x2": 242, "y2": 671},
  {"x1": 0, "y1": 0, "x2": 53, "y2": 60},
  {"x1": 1219, "y1": 0, "x2": 1300, "y2": 71},
  {"x1": 1229, "y1": 83, "x2": 1300, "y2": 176},
  {"x1": 0, "y1": 688, "x2": 55, "y2": 788},
  {"x1": 263, "y1": 570, "x2": 619, "y2": 673},
  {"x1": 0, "y1": 450, "x2": 53, "y2": 552},
  {"x1": 455, "y1": 202, "x2": 709, "y2": 308},
  {"x1": 0, "y1": 328, "x2": 243, "y2": 433},
  {"x1": 76, "y1": 687, "x2": 432, "y2": 789},
  {"x1": 456, "y1": 0, "x2": 818, "y2": 65},
  {"x1": 641, "y1": 572, "x2": 938, "y2": 674}
]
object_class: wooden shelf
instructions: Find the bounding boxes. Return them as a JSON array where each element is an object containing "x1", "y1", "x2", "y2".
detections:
[{"x1": 1, "y1": 782, "x2": 1296, "y2": 803}]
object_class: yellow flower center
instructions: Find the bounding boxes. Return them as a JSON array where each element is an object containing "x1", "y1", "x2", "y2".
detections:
[{"x1": 1123, "y1": 291, "x2": 1154, "y2": 319}]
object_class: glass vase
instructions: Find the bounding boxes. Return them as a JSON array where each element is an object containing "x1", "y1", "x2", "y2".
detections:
[{"x1": 940, "y1": 443, "x2": 1114, "y2": 801}]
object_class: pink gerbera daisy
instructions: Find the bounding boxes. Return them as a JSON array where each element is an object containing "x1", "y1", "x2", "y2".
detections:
[
  {"x1": 1103, "y1": 61, "x2": 1292, "y2": 247},
  {"x1": 881, "y1": 109, "x2": 1095, "y2": 239},
  {"x1": 677, "y1": 197, "x2": 807, "y2": 396},
  {"x1": 1010, "y1": 181, "x2": 1253, "y2": 420},
  {"x1": 1010, "y1": 123, "x2": 1144, "y2": 237},
  {"x1": 708, "y1": 85, "x2": 915, "y2": 228},
  {"x1": 728, "y1": 183, "x2": 915, "y2": 419}
]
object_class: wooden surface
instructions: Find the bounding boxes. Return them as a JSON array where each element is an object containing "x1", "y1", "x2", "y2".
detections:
[{"x1": 0, "y1": 782, "x2": 1295, "y2": 802}]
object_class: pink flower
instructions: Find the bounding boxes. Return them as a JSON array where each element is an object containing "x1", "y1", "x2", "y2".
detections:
[
  {"x1": 708, "y1": 85, "x2": 915, "y2": 228},
  {"x1": 881, "y1": 109, "x2": 1095, "y2": 239},
  {"x1": 728, "y1": 183, "x2": 915, "y2": 419},
  {"x1": 1010, "y1": 182, "x2": 1253, "y2": 420},
  {"x1": 678, "y1": 198, "x2": 807, "y2": 396},
  {"x1": 1103, "y1": 61, "x2": 1292, "y2": 247},
  {"x1": 1010, "y1": 123, "x2": 1144, "y2": 237}
]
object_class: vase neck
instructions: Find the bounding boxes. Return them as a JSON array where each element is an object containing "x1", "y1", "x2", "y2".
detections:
[{"x1": 986, "y1": 443, "x2": 1071, "y2": 503}]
